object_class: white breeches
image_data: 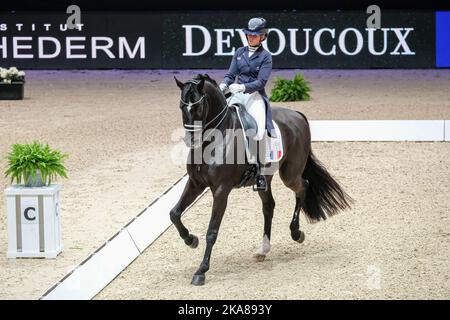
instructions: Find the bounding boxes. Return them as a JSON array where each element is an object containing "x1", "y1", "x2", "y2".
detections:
[{"x1": 227, "y1": 91, "x2": 266, "y2": 141}]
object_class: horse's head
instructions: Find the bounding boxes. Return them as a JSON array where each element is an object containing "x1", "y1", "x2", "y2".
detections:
[{"x1": 175, "y1": 74, "x2": 225, "y2": 148}]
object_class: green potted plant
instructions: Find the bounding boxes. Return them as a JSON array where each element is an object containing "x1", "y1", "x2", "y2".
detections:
[
  {"x1": 4, "y1": 141, "x2": 68, "y2": 187},
  {"x1": 269, "y1": 73, "x2": 311, "y2": 102},
  {"x1": 0, "y1": 66, "x2": 25, "y2": 100}
]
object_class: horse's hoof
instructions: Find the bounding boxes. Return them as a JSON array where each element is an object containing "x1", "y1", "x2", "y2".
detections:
[
  {"x1": 292, "y1": 230, "x2": 305, "y2": 243},
  {"x1": 189, "y1": 235, "x2": 199, "y2": 248},
  {"x1": 186, "y1": 235, "x2": 199, "y2": 248},
  {"x1": 191, "y1": 274, "x2": 205, "y2": 286},
  {"x1": 253, "y1": 253, "x2": 266, "y2": 262}
]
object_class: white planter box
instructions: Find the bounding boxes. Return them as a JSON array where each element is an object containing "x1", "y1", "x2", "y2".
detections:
[{"x1": 4, "y1": 184, "x2": 63, "y2": 259}]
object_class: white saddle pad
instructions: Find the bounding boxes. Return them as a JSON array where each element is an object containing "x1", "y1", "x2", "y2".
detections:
[
  {"x1": 263, "y1": 121, "x2": 284, "y2": 163},
  {"x1": 234, "y1": 106, "x2": 284, "y2": 164}
]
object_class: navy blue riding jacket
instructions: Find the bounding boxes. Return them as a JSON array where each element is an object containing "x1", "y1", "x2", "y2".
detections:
[{"x1": 223, "y1": 46, "x2": 275, "y2": 136}]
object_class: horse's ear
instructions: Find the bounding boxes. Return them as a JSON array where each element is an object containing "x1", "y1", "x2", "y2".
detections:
[
  {"x1": 197, "y1": 78, "x2": 205, "y2": 91},
  {"x1": 174, "y1": 76, "x2": 184, "y2": 90}
]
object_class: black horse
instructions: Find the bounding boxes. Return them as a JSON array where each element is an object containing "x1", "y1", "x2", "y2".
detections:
[{"x1": 171, "y1": 74, "x2": 352, "y2": 286}]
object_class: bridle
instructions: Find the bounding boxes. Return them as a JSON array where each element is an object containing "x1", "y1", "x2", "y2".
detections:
[{"x1": 180, "y1": 79, "x2": 231, "y2": 148}]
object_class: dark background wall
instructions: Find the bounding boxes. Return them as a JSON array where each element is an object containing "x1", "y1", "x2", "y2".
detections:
[{"x1": 1, "y1": 0, "x2": 449, "y2": 11}]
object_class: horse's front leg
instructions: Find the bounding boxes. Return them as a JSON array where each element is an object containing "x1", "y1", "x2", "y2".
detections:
[
  {"x1": 254, "y1": 177, "x2": 275, "y2": 262},
  {"x1": 191, "y1": 185, "x2": 232, "y2": 286},
  {"x1": 170, "y1": 178, "x2": 206, "y2": 248}
]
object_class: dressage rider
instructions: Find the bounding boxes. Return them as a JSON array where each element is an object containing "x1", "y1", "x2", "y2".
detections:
[{"x1": 219, "y1": 17, "x2": 275, "y2": 191}]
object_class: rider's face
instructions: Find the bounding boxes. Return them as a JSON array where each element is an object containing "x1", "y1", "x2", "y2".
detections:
[{"x1": 247, "y1": 34, "x2": 263, "y2": 46}]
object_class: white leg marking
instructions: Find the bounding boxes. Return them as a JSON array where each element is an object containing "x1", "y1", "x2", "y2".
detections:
[{"x1": 256, "y1": 234, "x2": 271, "y2": 256}]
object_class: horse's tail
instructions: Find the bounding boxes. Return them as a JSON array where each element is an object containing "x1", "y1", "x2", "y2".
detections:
[{"x1": 301, "y1": 151, "x2": 353, "y2": 222}]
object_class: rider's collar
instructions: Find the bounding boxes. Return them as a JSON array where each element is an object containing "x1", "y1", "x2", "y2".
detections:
[{"x1": 248, "y1": 45, "x2": 261, "y2": 52}]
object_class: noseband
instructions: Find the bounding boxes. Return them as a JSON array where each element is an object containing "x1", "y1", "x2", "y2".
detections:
[{"x1": 180, "y1": 95, "x2": 206, "y2": 132}]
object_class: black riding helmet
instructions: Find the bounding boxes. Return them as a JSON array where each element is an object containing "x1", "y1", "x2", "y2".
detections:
[{"x1": 243, "y1": 17, "x2": 268, "y2": 41}]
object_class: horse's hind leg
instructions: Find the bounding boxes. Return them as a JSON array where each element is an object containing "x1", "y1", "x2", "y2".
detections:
[
  {"x1": 279, "y1": 163, "x2": 309, "y2": 243},
  {"x1": 290, "y1": 184, "x2": 308, "y2": 243},
  {"x1": 254, "y1": 176, "x2": 275, "y2": 262}
]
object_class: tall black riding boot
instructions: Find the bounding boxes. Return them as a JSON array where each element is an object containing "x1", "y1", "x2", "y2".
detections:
[{"x1": 253, "y1": 153, "x2": 268, "y2": 192}]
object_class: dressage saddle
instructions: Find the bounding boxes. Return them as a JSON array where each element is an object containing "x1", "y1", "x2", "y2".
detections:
[
  {"x1": 224, "y1": 92, "x2": 258, "y2": 139},
  {"x1": 233, "y1": 102, "x2": 258, "y2": 140}
]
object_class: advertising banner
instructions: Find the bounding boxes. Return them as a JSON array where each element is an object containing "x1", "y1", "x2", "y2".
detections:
[{"x1": 0, "y1": 11, "x2": 442, "y2": 69}]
